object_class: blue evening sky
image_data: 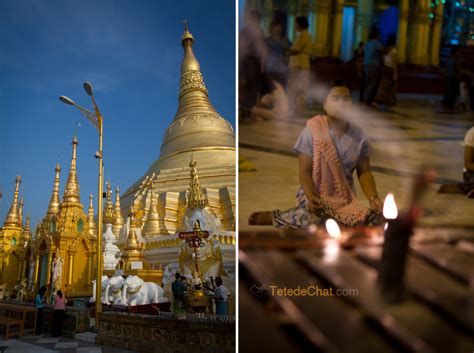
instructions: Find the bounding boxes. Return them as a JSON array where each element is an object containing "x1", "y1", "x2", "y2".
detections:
[{"x1": 0, "y1": 0, "x2": 236, "y2": 227}]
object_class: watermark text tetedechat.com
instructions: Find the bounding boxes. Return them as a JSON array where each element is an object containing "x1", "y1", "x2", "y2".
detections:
[{"x1": 268, "y1": 285, "x2": 358, "y2": 297}]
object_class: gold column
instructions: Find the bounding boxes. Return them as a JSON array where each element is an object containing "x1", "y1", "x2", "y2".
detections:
[
  {"x1": 45, "y1": 252, "x2": 53, "y2": 286},
  {"x1": 398, "y1": 0, "x2": 409, "y2": 63},
  {"x1": 430, "y1": 2, "x2": 444, "y2": 66},
  {"x1": 355, "y1": 0, "x2": 373, "y2": 44},
  {"x1": 67, "y1": 252, "x2": 75, "y2": 285},
  {"x1": 313, "y1": 0, "x2": 332, "y2": 57},
  {"x1": 331, "y1": 0, "x2": 344, "y2": 57},
  {"x1": 33, "y1": 256, "x2": 40, "y2": 287},
  {"x1": 410, "y1": 0, "x2": 431, "y2": 65},
  {"x1": 86, "y1": 252, "x2": 94, "y2": 287},
  {"x1": 17, "y1": 260, "x2": 24, "y2": 281}
]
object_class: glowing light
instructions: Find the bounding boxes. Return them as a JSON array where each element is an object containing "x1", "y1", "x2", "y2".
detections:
[
  {"x1": 455, "y1": 2, "x2": 460, "y2": 6},
  {"x1": 384, "y1": 222, "x2": 389, "y2": 231},
  {"x1": 324, "y1": 241, "x2": 340, "y2": 259},
  {"x1": 325, "y1": 219, "x2": 341, "y2": 239},
  {"x1": 383, "y1": 193, "x2": 398, "y2": 220},
  {"x1": 308, "y1": 224, "x2": 318, "y2": 234}
]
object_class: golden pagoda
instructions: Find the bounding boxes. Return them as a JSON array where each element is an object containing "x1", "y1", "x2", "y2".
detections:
[
  {"x1": 0, "y1": 176, "x2": 28, "y2": 289},
  {"x1": 30, "y1": 135, "x2": 97, "y2": 297},
  {"x1": 120, "y1": 24, "x2": 235, "y2": 234}
]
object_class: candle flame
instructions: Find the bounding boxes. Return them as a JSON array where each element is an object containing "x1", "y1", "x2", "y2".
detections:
[
  {"x1": 325, "y1": 219, "x2": 341, "y2": 239},
  {"x1": 383, "y1": 193, "x2": 398, "y2": 219}
]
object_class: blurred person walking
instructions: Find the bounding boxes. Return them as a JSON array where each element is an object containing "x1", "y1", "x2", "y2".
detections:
[
  {"x1": 374, "y1": 34, "x2": 398, "y2": 107},
  {"x1": 288, "y1": 16, "x2": 311, "y2": 118},
  {"x1": 363, "y1": 28, "x2": 383, "y2": 106}
]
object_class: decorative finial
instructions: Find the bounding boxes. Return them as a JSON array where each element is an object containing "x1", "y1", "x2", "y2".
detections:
[
  {"x1": 103, "y1": 180, "x2": 115, "y2": 225},
  {"x1": 113, "y1": 186, "x2": 124, "y2": 236},
  {"x1": 181, "y1": 19, "x2": 194, "y2": 45},
  {"x1": 46, "y1": 162, "x2": 61, "y2": 217},
  {"x1": 3, "y1": 175, "x2": 22, "y2": 228},
  {"x1": 187, "y1": 157, "x2": 208, "y2": 210},
  {"x1": 142, "y1": 182, "x2": 160, "y2": 236},
  {"x1": 63, "y1": 133, "x2": 81, "y2": 203}
]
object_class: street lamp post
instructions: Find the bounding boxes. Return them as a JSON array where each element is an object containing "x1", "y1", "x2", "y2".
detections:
[{"x1": 59, "y1": 82, "x2": 104, "y2": 326}]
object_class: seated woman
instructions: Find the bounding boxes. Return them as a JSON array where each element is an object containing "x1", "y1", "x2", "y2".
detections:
[
  {"x1": 250, "y1": 73, "x2": 289, "y2": 121},
  {"x1": 463, "y1": 126, "x2": 474, "y2": 196},
  {"x1": 250, "y1": 81, "x2": 383, "y2": 228}
]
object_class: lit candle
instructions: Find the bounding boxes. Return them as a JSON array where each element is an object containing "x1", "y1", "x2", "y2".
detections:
[
  {"x1": 377, "y1": 193, "x2": 415, "y2": 302},
  {"x1": 323, "y1": 219, "x2": 341, "y2": 262}
]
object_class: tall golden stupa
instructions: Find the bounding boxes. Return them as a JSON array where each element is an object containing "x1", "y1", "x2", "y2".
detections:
[{"x1": 120, "y1": 24, "x2": 236, "y2": 234}]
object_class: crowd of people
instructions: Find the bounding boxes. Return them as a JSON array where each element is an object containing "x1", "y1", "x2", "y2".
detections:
[
  {"x1": 238, "y1": 11, "x2": 405, "y2": 124},
  {"x1": 34, "y1": 286, "x2": 66, "y2": 337},
  {"x1": 171, "y1": 272, "x2": 231, "y2": 316},
  {"x1": 355, "y1": 28, "x2": 398, "y2": 108},
  {"x1": 239, "y1": 10, "x2": 311, "y2": 122}
]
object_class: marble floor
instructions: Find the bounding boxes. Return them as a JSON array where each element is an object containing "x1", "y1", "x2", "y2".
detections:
[
  {"x1": 0, "y1": 333, "x2": 137, "y2": 353},
  {"x1": 239, "y1": 93, "x2": 474, "y2": 232}
]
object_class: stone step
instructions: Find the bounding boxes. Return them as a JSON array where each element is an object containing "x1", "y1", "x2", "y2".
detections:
[{"x1": 74, "y1": 331, "x2": 97, "y2": 344}]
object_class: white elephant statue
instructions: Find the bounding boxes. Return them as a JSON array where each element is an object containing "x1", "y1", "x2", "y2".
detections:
[
  {"x1": 90, "y1": 275, "x2": 110, "y2": 303},
  {"x1": 122, "y1": 275, "x2": 168, "y2": 306},
  {"x1": 104, "y1": 275, "x2": 125, "y2": 305}
]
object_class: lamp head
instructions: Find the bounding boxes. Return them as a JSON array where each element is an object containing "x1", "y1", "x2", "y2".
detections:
[
  {"x1": 59, "y1": 96, "x2": 75, "y2": 106},
  {"x1": 83, "y1": 81, "x2": 93, "y2": 96}
]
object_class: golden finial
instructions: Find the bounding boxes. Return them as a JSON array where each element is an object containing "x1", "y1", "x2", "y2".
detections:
[
  {"x1": 180, "y1": 20, "x2": 201, "y2": 75},
  {"x1": 88, "y1": 193, "x2": 96, "y2": 237},
  {"x1": 142, "y1": 182, "x2": 160, "y2": 236},
  {"x1": 187, "y1": 157, "x2": 208, "y2": 210},
  {"x1": 3, "y1": 175, "x2": 22, "y2": 228},
  {"x1": 18, "y1": 198, "x2": 24, "y2": 228},
  {"x1": 62, "y1": 134, "x2": 81, "y2": 203},
  {"x1": 113, "y1": 186, "x2": 124, "y2": 236},
  {"x1": 128, "y1": 205, "x2": 137, "y2": 228},
  {"x1": 103, "y1": 180, "x2": 115, "y2": 225},
  {"x1": 181, "y1": 19, "x2": 195, "y2": 44},
  {"x1": 46, "y1": 163, "x2": 61, "y2": 216},
  {"x1": 21, "y1": 215, "x2": 31, "y2": 242}
]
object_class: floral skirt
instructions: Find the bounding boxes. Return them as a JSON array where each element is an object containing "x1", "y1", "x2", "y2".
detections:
[{"x1": 272, "y1": 188, "x2": 382, "y2": 229}]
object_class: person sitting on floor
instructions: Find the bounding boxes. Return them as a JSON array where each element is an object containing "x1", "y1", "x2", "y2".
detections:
[
  {"x1": 249, "y1": 81, "x2": 383, "y2": 228},
  {"x1": 250, "y1": 73, "x2": 289, "y2": 121}
]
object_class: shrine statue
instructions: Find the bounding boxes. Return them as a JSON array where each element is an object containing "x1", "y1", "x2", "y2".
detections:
[
  {"x1": 104, "y1": 275, "x2": 125, "y2": 305},
  {"x1": 52, "y1": 256, "x2": 64, "y2": 283},
  {"x1": 121, "y1": 275, "x2": 168, "y2": 306},
  {"x1": 16, "y1": 278, "x2": 27, "y2": 301},
  {"x1": 179, "y1": 236, "x2": 225, "y2": 280},
  {"x1": 90, "y1": 275, "x2": 110, "y2": 303}
]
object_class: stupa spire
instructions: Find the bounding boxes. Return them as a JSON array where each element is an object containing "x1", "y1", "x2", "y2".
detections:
[
  {"x1": 18, "y1": 199, "x2": 24, "y2": 228},
  {"x1": 21, "y1": 215, "x2": 31, "y2": 242},
  {"x1": 47, "y1": 163, "x2": 61, "y2": 216},
  {"x1": 113, "y1": 186, "x2": 124, "y2": 236},
  {"x1": 103, "y1": 180, "x2": 114, "y2": 225},
  {"x1": 187, "y1": 157, "x2": 208, "y2": 210},
  {"x1": 62, "y1": 134, "x2": 81, "y2": 203},
  {"x1": 3, "y1": 176, "x2": 22, "y2": 228},
  {"x1": 142, "y1": 183, "x2": 160, "y2": 236},
  {"x1": 178, "y1": 21, "x2": 210, "y2": 103}
]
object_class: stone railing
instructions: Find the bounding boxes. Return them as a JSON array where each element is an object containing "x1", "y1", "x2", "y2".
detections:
[{"x1": 97, "y1": 311, "x2": 235, "y2": 353}]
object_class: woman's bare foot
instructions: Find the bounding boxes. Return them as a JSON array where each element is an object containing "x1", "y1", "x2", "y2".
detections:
[{"x1": 248, "y1": 211, "x2": 273, "y2": 225}]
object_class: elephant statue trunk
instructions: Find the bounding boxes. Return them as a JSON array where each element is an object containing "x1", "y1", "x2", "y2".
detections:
[
  {"x1": 122, "y1": 283, "x2": 128, "y2": 305},
  {"x1": 104, "y1": 283, "x2": 111, "y2": 305}
]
